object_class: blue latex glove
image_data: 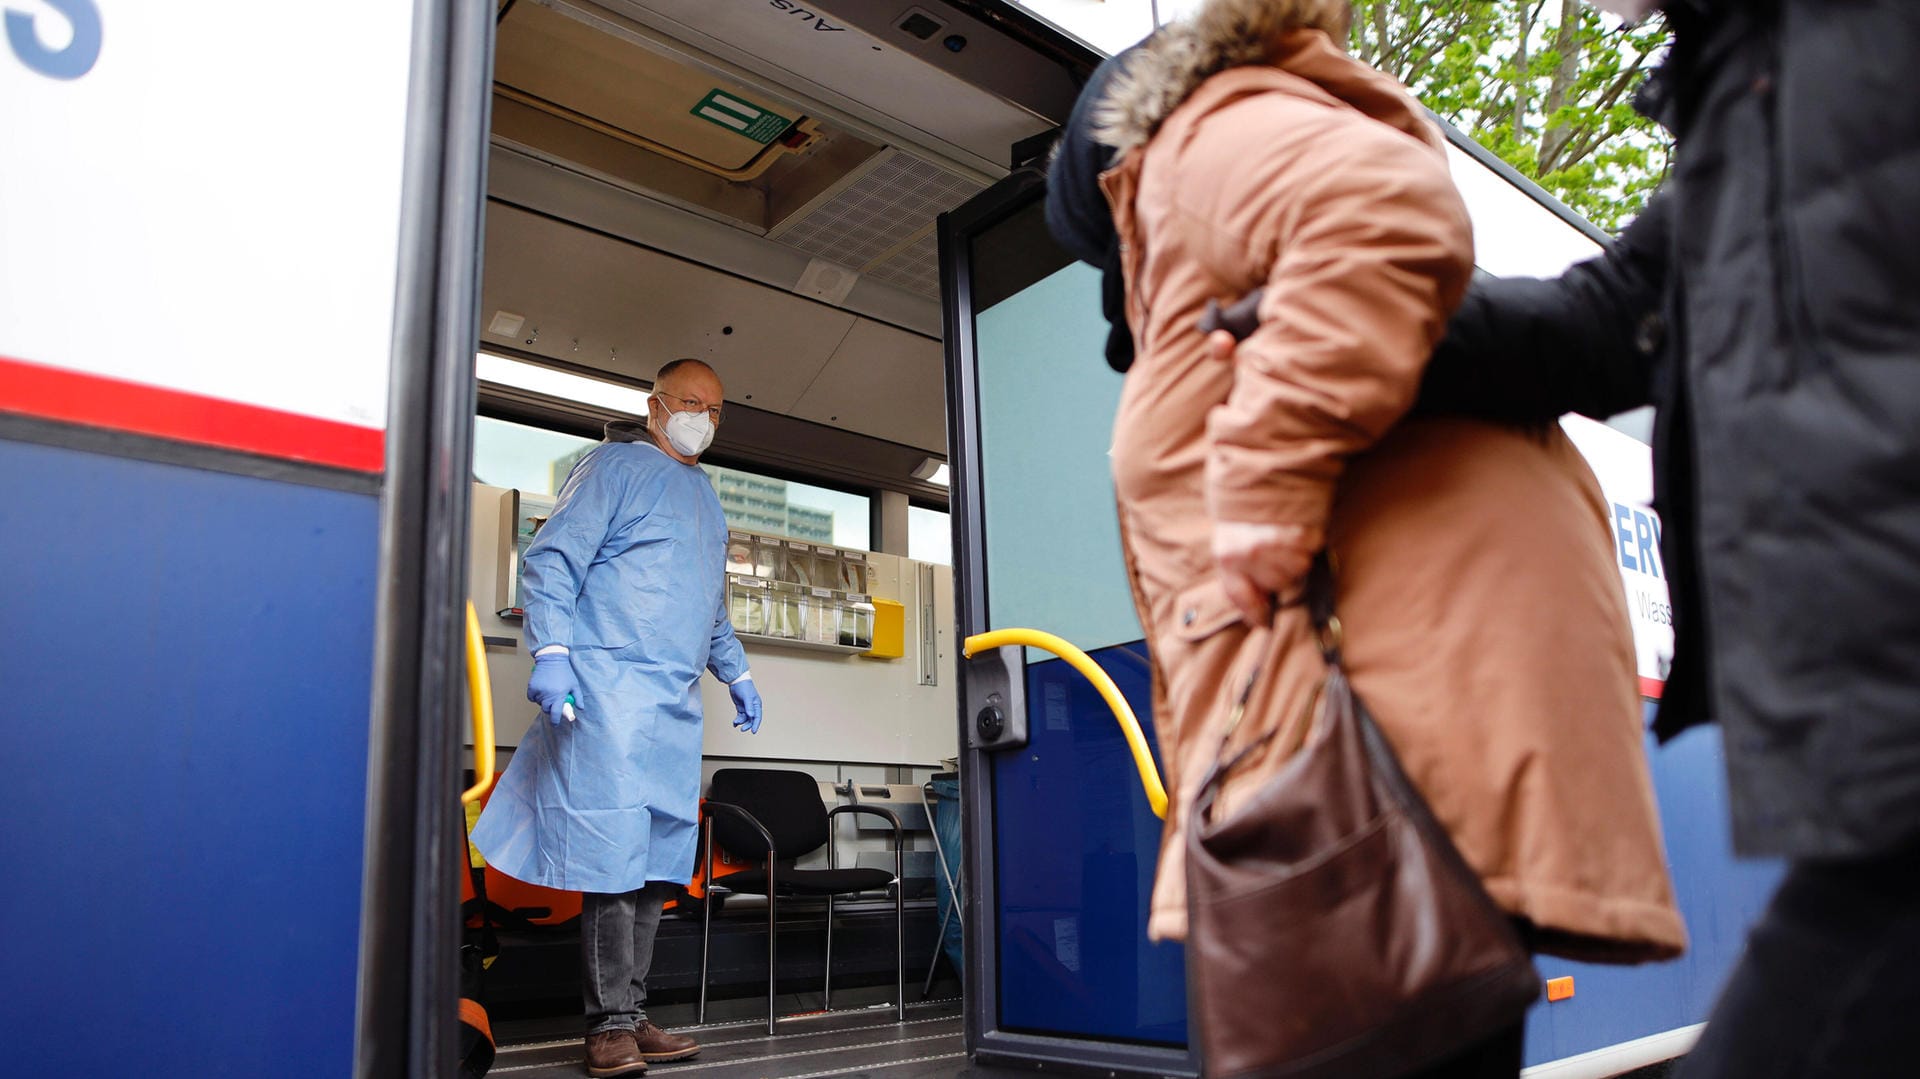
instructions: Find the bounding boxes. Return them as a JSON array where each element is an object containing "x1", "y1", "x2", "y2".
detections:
[
  {"x1": 730, "y1": 678, "x2": 764, "y2": 734},
  {"x1": 527, "y1": 651, "x2": 579, "y2": 726}
]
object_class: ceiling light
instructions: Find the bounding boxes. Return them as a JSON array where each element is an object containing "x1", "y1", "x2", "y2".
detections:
[
  {"x1": 476, "y1": 353, "x2": 652, "y2": 415},
  {"x1": 912, "y1": 457, "x2": 949, "y2": 487}
]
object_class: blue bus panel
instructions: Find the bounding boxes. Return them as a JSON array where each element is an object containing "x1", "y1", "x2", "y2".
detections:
[
  {"x1": 995, "y1": 645, "x2": 1188, "y2": 1046},
  {"x1": 0, "y1": 440, "x2": 378, "y2": 1075},
  {"x1": 1523, "y1": 714, "x2": 1781, "y2": 1065}
]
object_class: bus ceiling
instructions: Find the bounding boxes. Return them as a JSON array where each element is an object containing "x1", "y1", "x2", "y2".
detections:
[
  {"x1": 478, "y1": 0, "x2": 1094, "y2": 468},
  {"x1": 485, "y1": 0, "x2": 1086, "y2": 261}
]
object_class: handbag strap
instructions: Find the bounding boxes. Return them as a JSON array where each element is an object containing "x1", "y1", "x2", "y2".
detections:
[
  {"x1": 1303, "y1": 554, "x2": 1343, "y2": 666},
  {"x1": 1205, "y1": 554, "x2": 1343, "y2": 784}
]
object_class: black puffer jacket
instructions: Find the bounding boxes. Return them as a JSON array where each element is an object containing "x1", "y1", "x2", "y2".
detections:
[{"x1": 1423, "y1": 0, "x2": 1920, "y2": 861}]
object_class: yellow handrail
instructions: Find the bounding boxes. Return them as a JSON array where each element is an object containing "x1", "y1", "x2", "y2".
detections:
[
  {"x1": 962, "y1": 629, "x2": 1168, "y2": 819},
  {"x1": 461, "y1": 602, "x2": 498, "y2": 804}
]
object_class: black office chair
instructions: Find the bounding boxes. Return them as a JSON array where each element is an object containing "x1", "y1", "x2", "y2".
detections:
[{"x1": 697, "y1": 768, "x2": 904, "y2": 1033}]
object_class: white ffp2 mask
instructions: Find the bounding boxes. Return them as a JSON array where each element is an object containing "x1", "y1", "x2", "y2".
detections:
[{"x1": 662, "y1": 407, "x2": 715, "y2": 457}]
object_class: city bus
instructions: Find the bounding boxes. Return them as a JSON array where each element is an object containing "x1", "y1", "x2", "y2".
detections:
[{"x1": 1, "y1": 0, "x2": 1777, "y2": 1075}]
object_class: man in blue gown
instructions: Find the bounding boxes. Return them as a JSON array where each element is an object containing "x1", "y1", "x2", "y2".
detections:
[{"x1": 473, "y1": 358, "x2": 764, "y2": 1077}]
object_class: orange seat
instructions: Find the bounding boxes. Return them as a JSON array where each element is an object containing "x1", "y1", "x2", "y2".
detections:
[{"x1": 461, "y1": 790, "x2": 750, "y2": 925}]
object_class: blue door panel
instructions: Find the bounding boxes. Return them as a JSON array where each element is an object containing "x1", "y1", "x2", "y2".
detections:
[
  {"x1": 0, "y1": 440, "x2": 378, "y2": 1076},
  {"x1": 1522, "y1": 715, "x2": 1782, "y2": 1065},
  {"x1": 995, "y1": 644, "x2": 1188, "y2": 1046}
]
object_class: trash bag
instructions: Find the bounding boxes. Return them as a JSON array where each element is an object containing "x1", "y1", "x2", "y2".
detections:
[{"x1": 930, "y1": 775, "x2": 964, "y2": 981}]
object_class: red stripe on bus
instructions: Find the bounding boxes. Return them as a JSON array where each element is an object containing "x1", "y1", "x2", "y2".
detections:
[
  {"x1": 0, "y1": 355, "x2": 384, "y2": 473},
  {"x1": 1640, "y1": 677, "x2": 1665, "y2": 700}
]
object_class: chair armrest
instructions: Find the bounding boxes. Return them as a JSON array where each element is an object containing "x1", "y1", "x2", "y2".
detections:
[
  {"x1": 828, "y1": 803, "x2": 902, "y2": 841},
  {"x1": 701, "y1": 800, "x2": 777, "y2": 857},
  {"x1": 826, "y1": 804, "x2": 903, "y2": 879}
]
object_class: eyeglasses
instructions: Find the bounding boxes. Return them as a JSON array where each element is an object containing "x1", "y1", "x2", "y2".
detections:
[{"x1": 653, "y1": 390, "x2": 724, "y2": 424}]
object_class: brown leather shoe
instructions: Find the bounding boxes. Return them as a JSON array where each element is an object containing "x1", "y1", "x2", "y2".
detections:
[
  {"x1": 584, "y1": 1029, "x2": 648, "y2": 1077},
  {"x1": 631, "y1": 1020, "x2": 700, "y2": 1062}
]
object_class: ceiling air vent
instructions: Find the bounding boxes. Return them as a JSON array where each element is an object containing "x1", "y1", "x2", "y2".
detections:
[{"x1": 768, "y1": 148, "x2": 985, "y2": 299}]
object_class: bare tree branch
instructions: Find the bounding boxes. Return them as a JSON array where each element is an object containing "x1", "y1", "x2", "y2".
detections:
[
  {"x1": 1512, "y1": 0, "x2": 1533, "y2": 144},
  {"x1": 1549, "y1": 39, "x2": 1658, "y2": 170},
  {"x1": 1536, "y1": 0, "x2": 1585, "y2": 172},
  {"x1": 1367, "y1": 0, "x2": 1390, "y2": 66}
]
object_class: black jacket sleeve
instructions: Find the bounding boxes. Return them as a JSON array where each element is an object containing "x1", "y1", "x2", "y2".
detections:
[{"x1": 1413, "y1": 186, "x2": 1673, "y2": 423}]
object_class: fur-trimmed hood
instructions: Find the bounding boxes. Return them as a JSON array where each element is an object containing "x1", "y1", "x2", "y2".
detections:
[{"x1": 1092, "y1": 0, "x2": 1359, "y2": 156}]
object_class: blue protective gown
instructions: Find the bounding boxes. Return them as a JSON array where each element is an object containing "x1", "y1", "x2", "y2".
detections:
[{"x1": 472, "y1": 432, "x2": 747, "y2": 894}]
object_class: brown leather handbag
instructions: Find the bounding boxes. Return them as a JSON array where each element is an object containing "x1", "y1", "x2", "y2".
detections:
[{"x1": 1185, "y1": 563, "x2": 1541, "y2": 1078}]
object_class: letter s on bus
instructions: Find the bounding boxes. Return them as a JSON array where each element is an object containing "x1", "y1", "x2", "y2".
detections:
[{"x1": 7, "y1": 0, "x2": 102, "y2": 80}]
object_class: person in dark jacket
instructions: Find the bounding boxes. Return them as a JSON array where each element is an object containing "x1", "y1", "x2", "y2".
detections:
[{"x1": 1305, "y1": 3, "x2": 1920, "y2": 1075}]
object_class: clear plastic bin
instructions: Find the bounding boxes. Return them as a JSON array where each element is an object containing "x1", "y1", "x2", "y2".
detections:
[
  {"x1": 752, "y1": 534, "x2": 779, "y2": 579},
  {"x1": 805, "y1": 588, "x2": 839, "y2": 644},
  {"x1": 726, "y1": 532, "x2": 756, "y2": 578},
  {"x1": 769, "y1": 582, "x2": 807, "y2": 639},
  {"x1": 781, "y1": 541, "x2": 817, "y2": 588},
  {"x1": 837, "y1": 553, "x2": 869, "y2": 595},
  {"x1": 840, "y1": 597, "x2": 875, "y2": 649},
  {"x1": 728, "y1": 575, "x2": 770, "y2": 635}
]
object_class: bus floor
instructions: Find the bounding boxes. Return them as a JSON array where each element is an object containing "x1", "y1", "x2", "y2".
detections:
[
  {"x1": 488, "y1": 990, "x2": 1023, "y2": 1079},
  {"x1": 488, "y1": 997, "x2": 1691, "y2": 1079}
]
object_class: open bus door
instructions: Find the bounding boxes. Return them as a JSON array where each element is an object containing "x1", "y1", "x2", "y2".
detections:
[
  {"x1": 933, "y1": 122, "x2": 1787, "y2": 1079},
  {"x1": 940, "y1": 172, "x2": 1199, "y2": 1077},
  {"x1": 1, "y1": 1, "x2": 493, "y2": 1073}
]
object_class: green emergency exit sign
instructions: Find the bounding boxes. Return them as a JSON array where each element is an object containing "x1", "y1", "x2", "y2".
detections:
[{"x1": 690, "y1": 89, "x2": 794, "y2": 145}]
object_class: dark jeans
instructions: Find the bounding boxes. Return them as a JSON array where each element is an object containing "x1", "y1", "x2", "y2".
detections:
[
  {"x1": 1679, "y1": 851, "x2": 1920, "y2": 1078},
  {"x1": 582, "y1": 882, "x2": 678, "y2": 1034},
  {"x1": 1403, "y1": 1020, "x2": 1524, "y2": 1079}
]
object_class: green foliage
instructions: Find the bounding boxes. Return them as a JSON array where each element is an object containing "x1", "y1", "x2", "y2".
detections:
[{"x1": 1350, "y1": 0, "x2": 1672, "y2": 232}]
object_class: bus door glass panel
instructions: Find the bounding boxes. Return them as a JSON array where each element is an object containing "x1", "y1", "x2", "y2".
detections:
[{"x1": 948, "y1": 183, "x2": 1189, "y2": 1054}]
